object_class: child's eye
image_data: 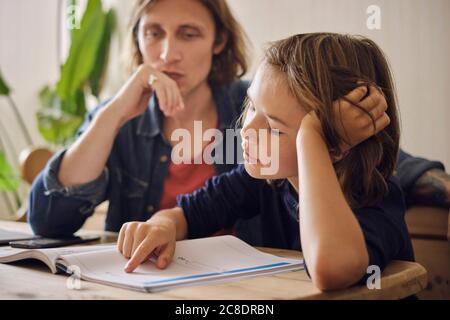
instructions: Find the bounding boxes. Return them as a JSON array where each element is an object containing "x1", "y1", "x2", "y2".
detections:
[
  {"x1": 270, "y1": 128, "x2": 283, "y2": 136},
  {"x1": 249, "y1": 101, "x2": 256, "y2": 111},
  {"x1": 245, "y1": 101, "x2": 255, "y2": 114}
]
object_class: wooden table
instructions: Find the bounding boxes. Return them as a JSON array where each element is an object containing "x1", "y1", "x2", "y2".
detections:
[{"x1": 0, "y1": 221, "x2": 428, "y2": 300}]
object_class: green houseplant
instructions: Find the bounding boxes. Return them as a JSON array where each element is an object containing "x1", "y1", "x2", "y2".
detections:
[
  {"x1": 0, "y1": 71, "x2": 26, "y2": 212},
  {"x1": 0, "y1": 0, "x2": 116, "y2": 217},
  {"x1": 37, "y1": 0, "x2": 116, "y2": 147}
]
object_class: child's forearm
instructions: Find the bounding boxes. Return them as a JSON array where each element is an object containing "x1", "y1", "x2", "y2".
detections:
[
  {"x1": 297, "y1": 124, "x2": 369, "y2": 290},
  {"x1": 150, "y1": 207, "x2": 189, "y2": 241}
]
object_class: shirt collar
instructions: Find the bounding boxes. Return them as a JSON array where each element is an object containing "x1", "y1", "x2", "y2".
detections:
[
  {"x1": 212, "y1": 83, "x2": 238, "y2": 130},
  {"x1": 136, "y1": 94, "x2": 163, "y2": 138}
]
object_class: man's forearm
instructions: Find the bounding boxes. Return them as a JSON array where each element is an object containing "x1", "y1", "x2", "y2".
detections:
[{"x1": 58, "y1": 104, "x2": 122, "y2": 187}]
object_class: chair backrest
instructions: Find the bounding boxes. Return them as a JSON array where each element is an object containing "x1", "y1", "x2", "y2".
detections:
[
  {"x1": 19, "y1": 147, "x2": 53, "y2": 185},
  {"x1": 15, "y1": 146, "x2": 53, "y2": 222}
]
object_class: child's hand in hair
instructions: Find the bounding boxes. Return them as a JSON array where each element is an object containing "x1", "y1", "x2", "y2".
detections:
[
  {"x1": 298, "y1": 84, "x2": 389, "y2": 162},
  {"x1": 117, "y1": 215, "x2": 177, "y2": 273},
  {"x1": 334, "y1": 85, "x2": 390, "y2": 152}
]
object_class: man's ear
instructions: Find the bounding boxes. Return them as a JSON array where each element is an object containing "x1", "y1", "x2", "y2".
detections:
[{"x1": 213, "y1": 31, "x2": 229, "y2": 55}]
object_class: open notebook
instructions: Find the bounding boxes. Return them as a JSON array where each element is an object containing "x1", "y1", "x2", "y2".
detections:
[{"x1": 0, "y1": 235, "x2": 304, "y2": 292}]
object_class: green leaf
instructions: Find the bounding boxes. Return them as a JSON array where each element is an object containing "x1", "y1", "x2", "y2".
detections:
[
  {"x1": 0, "y1": 70, "x2": 11, "y2": 96},
  {"x1": 37, "y1": 1, "x2": 116, "y2": 147},
  {"x1": 39, "y1": 85, "x2": 59, "y2": 109},
  {"x1": 57, "y1": 0, "x2": 107, "y2": 100},
  {"x1": 37, "y1": 85, "x2": 85, "y2": 145},
  {"x1": 70, "y1": 0, "x2": 99, "y2": 46},
  {"x1": 88, "y1": 9, "x2": 116, "y2": 98},
  {"x1": 68, "y1": 0, "x2": 78, "y2": 40},
  {"x1": 36, "y1": 108, "x2": 84, "y2": 146},
  {"x1": 0, "y1": 151, "x2": 20, "y2": 193}
]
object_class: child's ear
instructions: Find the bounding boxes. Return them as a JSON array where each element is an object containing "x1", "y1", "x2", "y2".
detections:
[{"x1": 213, "y1": 31, "x2": 229, "y2": 55}]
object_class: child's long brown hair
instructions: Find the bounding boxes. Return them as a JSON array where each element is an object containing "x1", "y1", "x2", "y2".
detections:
[{"x1": 265, "y1": 33, "x2": 400, "y2": 208}]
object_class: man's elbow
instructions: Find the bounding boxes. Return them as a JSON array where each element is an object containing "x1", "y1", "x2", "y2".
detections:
[
  {"x1": 28, "y1": 201, "x2": 62, "y2": 238},
  {"x1": 28, "y1": 174, "x2": 52, "y2": 237},
  {"x1": 29, "y1": 216, "x2": 57, "y2": 238},
  {"x1": 29, "y1": 209, "x2": 79, "y2": 238},
  {"x1": 28, "y1": 173, "x2": 77, "y2": 238}
]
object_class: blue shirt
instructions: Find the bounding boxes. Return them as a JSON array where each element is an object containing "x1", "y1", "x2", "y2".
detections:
[{"x1": 177, "y1": 164, "x2": 415, "y2": 284}]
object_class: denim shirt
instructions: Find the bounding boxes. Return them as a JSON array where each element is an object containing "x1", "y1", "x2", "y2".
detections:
[{"x1": 28, "y1": 81, "x2": 249, "y2": 237}]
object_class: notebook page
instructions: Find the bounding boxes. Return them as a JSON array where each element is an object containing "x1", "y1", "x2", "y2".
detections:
[
  {"x1": 57, "y1": 236, "x2": 303, "y2": 291},
  {"x1": 0, "y1": 245, "x2": 112, "y2": 273}
]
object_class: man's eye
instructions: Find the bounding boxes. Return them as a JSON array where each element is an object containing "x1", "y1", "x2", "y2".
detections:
[
  {"x1": 145, "y1": 30, "x2": 162, "y2": 39},
  {"x1": 181, "y1": 31, "x2": 199, "y2": 40}
]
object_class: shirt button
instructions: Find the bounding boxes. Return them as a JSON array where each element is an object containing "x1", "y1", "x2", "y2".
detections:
[
  {"x1": 147, "y1": 205, "x2": 155, "y2": 213},
  {"x1": 160, "y1": 155, "x2": 168, "y2": 163}
]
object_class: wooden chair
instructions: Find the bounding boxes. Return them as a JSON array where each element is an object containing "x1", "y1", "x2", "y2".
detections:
[
  {"x1": 405, "y1": 206, "x2": 450, "y2": 299},
  {"x1": 15, "y1": 147, "x2": 53, "y2": 222}
]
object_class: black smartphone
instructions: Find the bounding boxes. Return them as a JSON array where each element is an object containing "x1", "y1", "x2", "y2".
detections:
[
  {"x1": 9, "y1": 235, "x2": 101, "y2": 249},
  {"x1": 0, "y1": 228, "x2": 40, "y2": 245}
]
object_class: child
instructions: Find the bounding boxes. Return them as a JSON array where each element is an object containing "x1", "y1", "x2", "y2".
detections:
[{"x1": 117, "y1": 33, "x2": 414, "y2": 291}]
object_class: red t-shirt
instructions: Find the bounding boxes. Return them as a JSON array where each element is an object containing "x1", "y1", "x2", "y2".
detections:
[
  {"x1": 160, "y1": 121, "x2": 219, "y2": 210},
  {"x1": 159, "y1": 160, "x2": 216, "y2": 210},
  {"x1": 159, "y1": 126, "x2": 236, "y2": 236},
  {"x1": 159, "y1": 160, "x2": 236, "y2": 236},
  {"x1": 159, "y1": 121, "x2": 236, "y2": 236}
]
